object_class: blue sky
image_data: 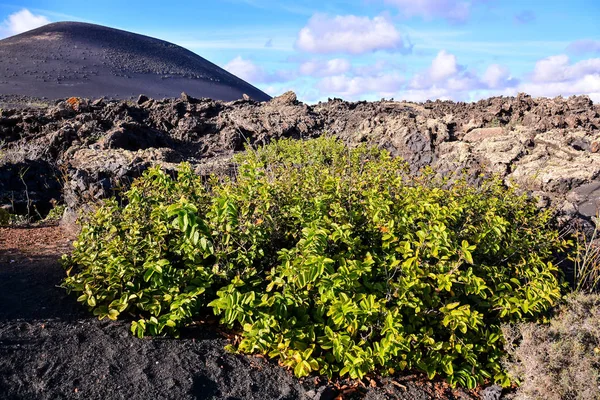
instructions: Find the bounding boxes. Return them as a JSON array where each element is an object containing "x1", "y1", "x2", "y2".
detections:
[{"x1": 0, "y1": 0, "x2": 599, "y2": 103}]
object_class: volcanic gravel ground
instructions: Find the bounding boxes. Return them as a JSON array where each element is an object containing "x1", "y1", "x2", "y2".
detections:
[
  {"x1": 0, "y1": 226, "x2": 483, "y2": 400},
  {"x1": 0, "y1": 22, "x2": 270, "y2": 102}
]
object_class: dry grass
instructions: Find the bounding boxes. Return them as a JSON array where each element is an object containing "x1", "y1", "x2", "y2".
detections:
[
  {"x1": 574, "y1": 218, "x2": 600, "y2": 293},
  {"x1": 502, "y1": 293, "x2": 600, "y2": 400}
]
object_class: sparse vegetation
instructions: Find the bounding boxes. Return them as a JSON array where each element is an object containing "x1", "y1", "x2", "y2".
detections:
[
  {"x1": 501, "y1": 218, "x2": 600, "y2": 400},
  {"x1": 0, "y1": 207, "x2": 9, "y2": 225},
  {"x1": 488, "y1": 117, "x2": 502, "y2": 127},
  {"x1": 62, "y1": 137, "x2": 571, "y2": 389},
  {"x1": 0, "y1": 138, "x2": 6, "y2": 161},
  {"x1": 502, "y1": 293, "x2": 600, "y2": 400},
  {"x1": 573, "y1": 218, "x2": 600, "y2": 293},
  {"x1": 17, "y1": 166, "x2": 40, "y2": 221},
  {"x1": 44, "y1": 203, "x2": 66, "y2": 223}
]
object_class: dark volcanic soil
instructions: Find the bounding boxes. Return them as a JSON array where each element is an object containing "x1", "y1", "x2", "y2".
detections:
[
  {"x1": 0, "y1": 226, "x2": 483, "y2": 400},
  {"x1": 0, "y1": 22, "x2": 270, "y2": 102}
]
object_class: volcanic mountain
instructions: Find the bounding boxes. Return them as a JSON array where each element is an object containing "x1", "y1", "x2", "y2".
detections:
[{"x1": 0, "y1": 22, "x2": 271, "y2": 101}]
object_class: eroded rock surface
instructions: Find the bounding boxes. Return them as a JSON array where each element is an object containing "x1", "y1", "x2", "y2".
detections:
[{"x1": 1, "y1": 92, "x2": 598, "y2": 231}]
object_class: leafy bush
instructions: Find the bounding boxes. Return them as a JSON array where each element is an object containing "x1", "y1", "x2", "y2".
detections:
[
  {"x1": 502, "y1": 293, "x2": 600, "y2": 400},
  {"x1": 62, "y1": 137, "x2": 570, "y2": 388}
]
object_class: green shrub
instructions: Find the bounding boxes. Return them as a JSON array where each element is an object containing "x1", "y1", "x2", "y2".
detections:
[{"x1": 62, "y1": 137, "x2": 570, "y2": 388}]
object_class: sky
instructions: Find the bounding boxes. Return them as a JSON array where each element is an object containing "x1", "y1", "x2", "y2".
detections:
[{"x1": 0, "y1": 1, "x2": 599, "y2": 103}]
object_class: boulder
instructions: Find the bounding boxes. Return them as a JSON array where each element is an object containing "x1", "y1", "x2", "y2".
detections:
[
  {"x1": 463, "y1": 127, "x2": 504, "y2": 142},
  {"x1": 98, "y1": 123, "x2": 171, "y2": 151}
]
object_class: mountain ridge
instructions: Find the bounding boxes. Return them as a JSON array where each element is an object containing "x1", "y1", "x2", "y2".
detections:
[{"x1": 0, "y1": 22, "x2": 271, "y2": 101}]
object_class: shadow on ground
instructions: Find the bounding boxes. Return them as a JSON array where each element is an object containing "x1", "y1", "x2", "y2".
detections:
[{"x1": 0, "y1": 253, "x2": 84, "y2": 321}]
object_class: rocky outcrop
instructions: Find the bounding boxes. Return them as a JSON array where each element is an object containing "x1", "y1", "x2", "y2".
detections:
[{"x1": 1, "y1": 92, "x2": 599, "y2": 231}]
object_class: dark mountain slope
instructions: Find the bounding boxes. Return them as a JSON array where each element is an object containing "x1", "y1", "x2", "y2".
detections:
[{"x1": 0, "y1": 22, "x2": 271, "y2": 101}]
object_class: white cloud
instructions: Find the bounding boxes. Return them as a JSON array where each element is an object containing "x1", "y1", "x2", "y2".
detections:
[
  {"x1": 402, "y1": 51, "x2": 522, "y2": 102},
  {"x1": 518, "y1": 74, "x2": 600, "y2": 103},
  {"x1": 295, "y1": 14, "x2": 404, "y2": 54},
  {"x1": 384, "y1": 0, "x2": 471, "y2": 23},
  {"x1": 352, "y1": 60, "x2": 393, "y2": 76},
  {"x1": 401, "y1": 51, "x2": 512, "y2": 101},
  {"x1": 224, "y1": 48, "x2": 600, "y2": 105},
  {"x1": 519, "y1": 55, "x2": 600, "y2": 101},
  {"x1": 303, "y1": 51, "x2": 517, "y2": 102},
  {"x1": 299, "y1": 58, "x2": 351, "y2": 77},
  {"x1": 305, "y1": 51, "x2": 600, "y2": 103},
  {"x1": 531, "y1": 54, "x2": 570, "y2": 82},
  {"x1": 404, "y1": 53, "x2": 600, "y2": 103},
  {"x1": 571, "y1": 58, "x2": 600, "y2": 78},
  {"x1": 224, "y1": 56, "x2": 266, "y2": 83},
  {"x1": 482, "y1": 64, "x2": 517, "y2": 89},
  {"x1": 262, "y1": 85, "x2": 290, "y2": 98},
  {"x1": 318, "y1": 73, "x2": 404, "y2": 98},
  {"x1": 223, "y1": 56, "x2": 293, "y2": 84},
  {"x1": 446, "y1": 74, "x2": 479, "y2": 91},
  {"x1": 409, "y1": 50, "x2": 465, "y2": 89},
  {"x1": 1, "y1": 9, "x2": 50, "y2": 37},
  {"x1": 430, "y1": 50, "x2": 459, "y2": 81},
  {"x1": 399, "y1": 86, "x2": 454, "y2": 102},
  {"x1": 532, "y1": 54, "x2": 600, "y2": 83}
]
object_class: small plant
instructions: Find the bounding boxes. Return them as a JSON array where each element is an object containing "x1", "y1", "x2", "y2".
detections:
[
  {"x1": 0, "y1": 207, "x2": 9, "y2": 225},
  {"x1": 44, "y1": 203, "x2": 66, "y2": 223},
  {"x1": 63, "y1": 137, "x2": 571, "y2": 389},
  {"x1": 16, "y1": 166, "x2": 42, "y2": 221},
  {"x1": 9, "y1": 213, "x2": 29, "y2": 225},
  {"x1": 573, "y1": 217, "x2": 600, "y2": 293},
  {"x1": 0, "y1": 139, "x2": 6, "y2": 161}
]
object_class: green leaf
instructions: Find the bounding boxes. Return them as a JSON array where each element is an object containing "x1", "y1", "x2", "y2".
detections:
[
  {"x1": 107, "y1": 309, "x2": 120, "y2": 320},
  {"x1": 463, "y1": 250, "x2": 474, "y2": 265},
  {"x1": 143, "y1": 269, "x2": 154, "y2": 282}
]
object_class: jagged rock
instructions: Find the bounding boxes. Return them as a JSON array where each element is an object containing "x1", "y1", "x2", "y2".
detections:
[
  {"x1": 91, "y1": 97, "x2": 105, "y2": 107},
  {"x1": 180, "y1": 92, "x2": 200, "y2": 104},
  {"x1": 137, "y1": 94, "x2": 149, "y2": 105},
  {"x1": 98, "y1": 123, "x2": 171, "y2": 151},
  {"x1": 46, "y1": 102, "x2": 75, "y2": 119},
  {"x1": 0, "y1": 93, "x2": 599, "y2": 228},
  {"x1": 463, "y1": 127, "x2": 504, "y2": 142},
  {"x1": 62, "y1": 147, "x2": 181, "y2": 211},
  {"x1": 573, "y1": 182, "x2": 600, "y2": 217},
  {"x1": 271, "y1": 91, "x2": 297, "y2": 106},
  {"x1": 481, "y1": 385, "x2": 503, "y2": 400}
]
